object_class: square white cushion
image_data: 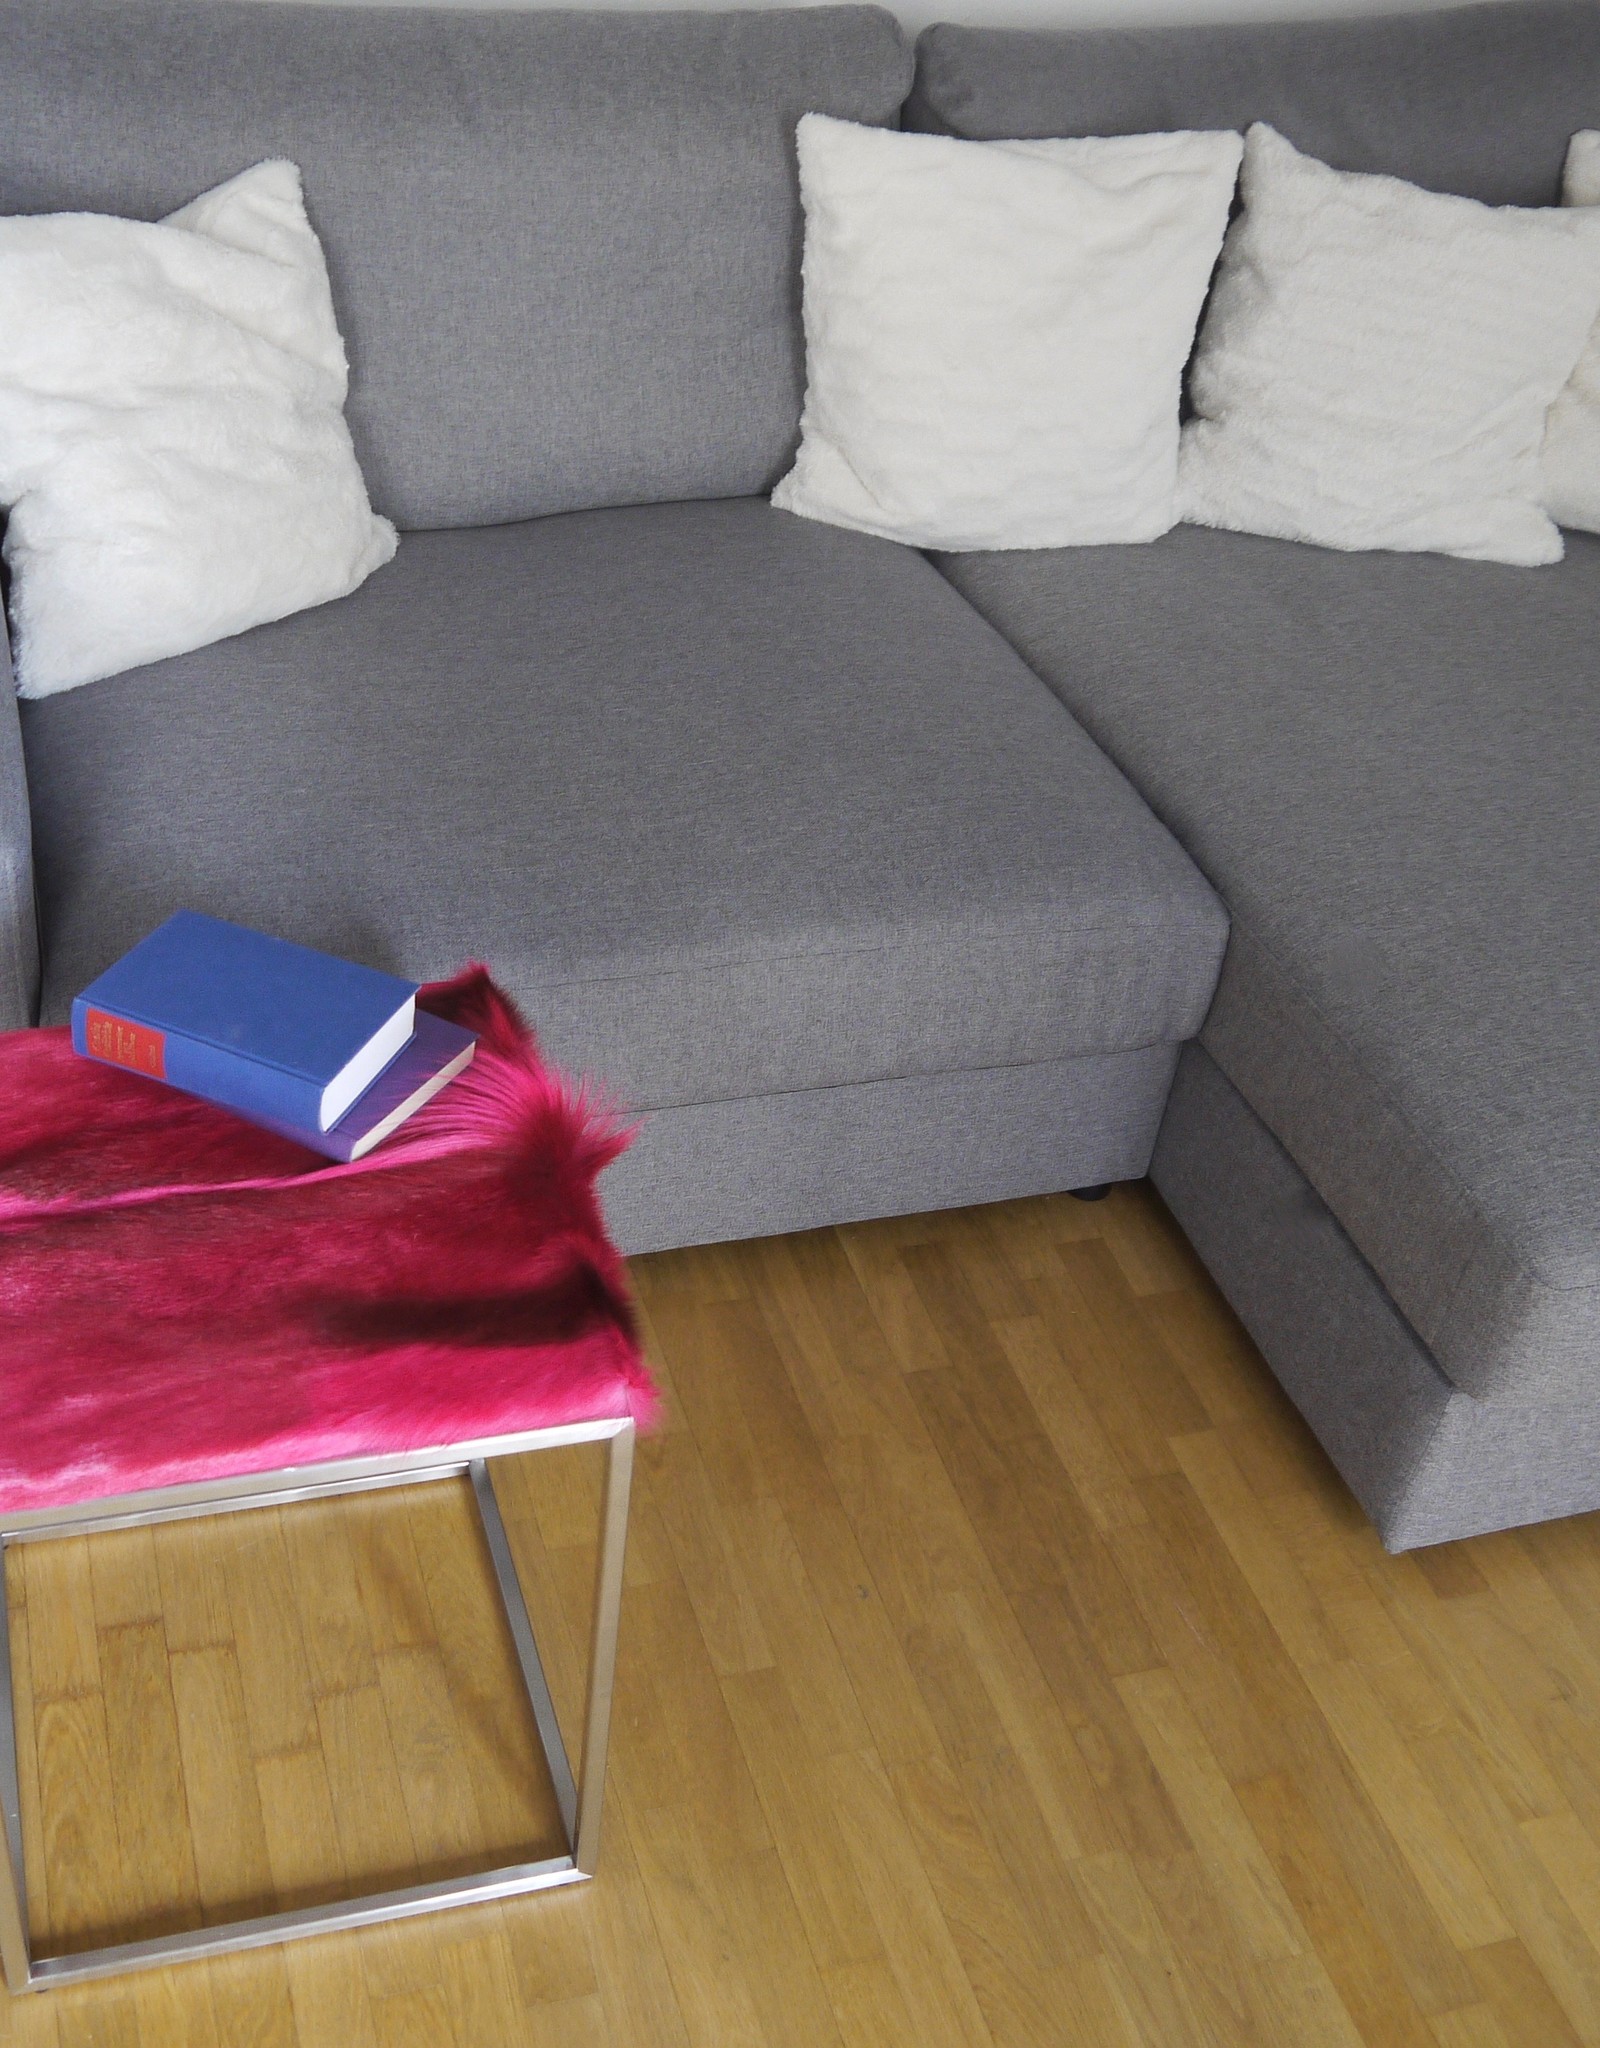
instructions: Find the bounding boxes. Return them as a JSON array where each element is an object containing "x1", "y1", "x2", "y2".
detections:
[
  {"x1": 1179, "y1": 124, "x2": 1600, "y2": 566},
  {"x1": 0, "y1": 159, "x2": 396, "y2": 698},
  {"x1": 1543, "y1": 131, "x2": 1600, "y2": 534},
  {"x1": 771, "y1": 115, "x2": 1243, "y2": 551}
]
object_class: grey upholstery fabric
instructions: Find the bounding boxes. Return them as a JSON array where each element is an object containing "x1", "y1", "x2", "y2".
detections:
[
  {"x1": 0, "y1": 0, "x2": 909, "y2": 530},
  {"x1": 908, "y1": 0, "x2": 1600, "y2": 205},
  {"x1": 0, "y1": 614, "x2": 38, "y2": 1030},
  {"x1": 610, "y1": 1043, "x2": 1178, "y2": 1253},
  {"x1": 22, "y1": 500, "x2": 1226, "y2": 1127},
  {"x1": 1155, "y1": 1046, "x2": 1600, "y2": 1552},
  {"x1": 938, "y1": 529, "x2": 1600, "y2": 1407}
]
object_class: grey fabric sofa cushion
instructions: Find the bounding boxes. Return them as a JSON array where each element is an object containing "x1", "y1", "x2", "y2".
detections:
[
  {"x1": 938, "y1": 529, "x2": 1600, "y2": 1407},
  {"x1": 21, "y1": 499, "x2": 1226, "y2": 1117},
  {"x1": 908, "y1": 0, "x2": 1600, "y2": 205},
  {"x1": 0, "y1": 0, "x2": 910, "y2": 531}
]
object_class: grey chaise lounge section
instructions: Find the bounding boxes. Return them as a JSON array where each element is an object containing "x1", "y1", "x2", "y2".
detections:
[
  {"x1": 914, "y1": 0, "x2": 1600, "y2": 1547},
  {"x1": 0, "y1": 0, "x2": 1227, "y2": 1254},
  {"x1": 1154, "y1": 1047, "x2": 1600, "y2": 1554}
]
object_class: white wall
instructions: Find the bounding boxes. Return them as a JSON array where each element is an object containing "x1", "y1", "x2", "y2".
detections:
[{"x1": 257, "y1": 0, "x2": 1467, "y2": 49}]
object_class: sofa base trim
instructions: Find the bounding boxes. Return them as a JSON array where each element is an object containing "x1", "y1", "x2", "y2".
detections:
[
  {"x1": 604, "y1": 1043, "x2": 1180, "y2": 1255},
  {"x1": 1152, "y1": 1043, "x2": 1600, "y2": 1551}
]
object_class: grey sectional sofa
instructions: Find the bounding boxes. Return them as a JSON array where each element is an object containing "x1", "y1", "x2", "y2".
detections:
[{"x1": 0, "y1": 0, "x2": 1594, "y2": 1554}]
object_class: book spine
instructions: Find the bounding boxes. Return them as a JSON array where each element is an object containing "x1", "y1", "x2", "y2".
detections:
[
  {"x1": 233, "y1": 1105, "x2": 353, "y2": 1162},
  {"x1": 71, "y1": 997, "x2": 325, "y2": 1132}
]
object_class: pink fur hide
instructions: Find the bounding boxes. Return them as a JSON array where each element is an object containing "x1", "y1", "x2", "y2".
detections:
[{"x1": 0, "y1": 968, "x2": 655, "y2": 1511}]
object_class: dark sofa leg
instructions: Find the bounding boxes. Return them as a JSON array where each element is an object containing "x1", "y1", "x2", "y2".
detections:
[{"x1": 1069, "y1": 1184, "x2": 1111, "y2": 1202}]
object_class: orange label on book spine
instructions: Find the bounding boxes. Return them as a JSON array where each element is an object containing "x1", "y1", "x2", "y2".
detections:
[{"x1": 85, "y1": 1010, "x2": 166, "y2": 1079}]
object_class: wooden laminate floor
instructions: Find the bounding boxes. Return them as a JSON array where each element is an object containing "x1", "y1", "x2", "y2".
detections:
[{"x1": 6, "y1": 1184, "x2": 1600, "y2": 2046}]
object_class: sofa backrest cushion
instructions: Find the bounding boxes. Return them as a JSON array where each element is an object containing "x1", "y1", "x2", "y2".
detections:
[
  {"x1": 908, "y1": 0, "x2": 1600, "y2": 207},
  {"x1": 0, "y1": 0, "x2": 909, "y2": 530}
]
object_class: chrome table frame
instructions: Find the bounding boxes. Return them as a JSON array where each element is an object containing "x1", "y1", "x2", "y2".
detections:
[{"x1": 0, "y1": 1416, "x2": 636, "y2": 1994}]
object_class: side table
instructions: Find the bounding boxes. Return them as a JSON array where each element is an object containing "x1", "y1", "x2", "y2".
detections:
[
  {"x1": 0, "y1": 1419, "x2": 634, "y2": 1991},
  {"x1": 0, "y1": 967, "x2": 653, "y2": 1992}
]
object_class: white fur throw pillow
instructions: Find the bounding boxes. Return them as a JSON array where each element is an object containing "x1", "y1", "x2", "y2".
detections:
[
  {"x1": 1542, "y1": 131, "x2": 1600, "y2": 534},
  {"x1": 771, "y1": 115, "x2": 1243, "y2": 551},
  {"x1": 1179, "y1": 124, "x2": 1600, "y2": 566},
  {"x1": 0, "y1": 160, "x2": 396, "y2": 698}
]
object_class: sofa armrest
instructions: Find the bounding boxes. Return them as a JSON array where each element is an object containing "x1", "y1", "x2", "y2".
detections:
[{"x1": 0, "y1": 605, "x2": 40, "y2": 1029}]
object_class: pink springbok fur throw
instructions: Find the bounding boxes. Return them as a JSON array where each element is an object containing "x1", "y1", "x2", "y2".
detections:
[{"x1": 0, "y1": 967, "x2": 655, "y2": 1512}]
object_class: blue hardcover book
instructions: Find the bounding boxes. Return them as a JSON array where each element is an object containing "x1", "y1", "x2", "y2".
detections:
[
  {"x1": 72, "y1": 911, "x2": 418, "y2": 1133},
  {"x1": 249, "y1": 1010, "x2": 477, "y2": 1161}
]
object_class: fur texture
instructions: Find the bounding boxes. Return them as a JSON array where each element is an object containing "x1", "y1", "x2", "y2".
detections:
[
  {"x1": 1180, "y1": 124, "x2": 1600, "y2": 565},
  {"x1": 772, "y1": 116, "x2": 1242, "y2": 550},
  {"x1": 0, "y1": 968, "x2": 655, "y2": 1511},
  {"x1": 0, "y1": 158, "x2": 396, "y2": 698},
  {"x1": 1544, "y1": 131, "x2": 1600, "y2": 534}
]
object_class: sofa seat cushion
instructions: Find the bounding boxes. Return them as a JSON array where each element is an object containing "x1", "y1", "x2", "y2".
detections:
[
  {"x1": 21, "y1": 498, "x2": 1226, "y2": 1117},
  {"x1": 938, "y1": 528, "x2": 1600, "y2": 1406}
]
